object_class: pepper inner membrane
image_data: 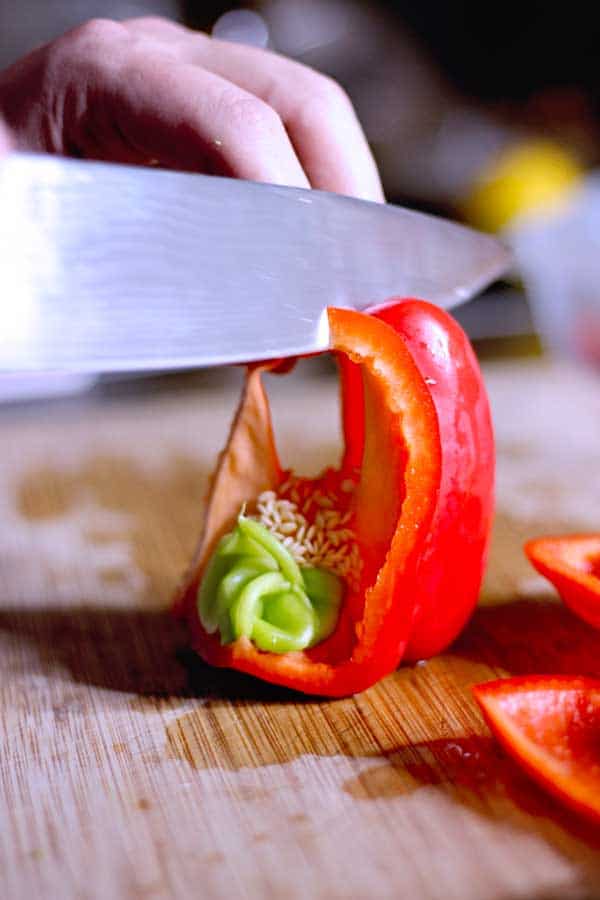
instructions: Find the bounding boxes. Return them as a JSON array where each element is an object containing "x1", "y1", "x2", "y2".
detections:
[{"x1": 197, "y1": 468, "x2": 360, "y2": 653}]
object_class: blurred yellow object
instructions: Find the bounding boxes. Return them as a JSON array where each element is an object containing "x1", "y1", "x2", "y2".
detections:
[{"x1": 463, "y1": 141, "x2": 582, "y2": 232}]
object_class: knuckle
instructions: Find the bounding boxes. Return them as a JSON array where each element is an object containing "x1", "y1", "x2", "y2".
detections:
[
  {"x1": 43, "y1": 18, "x2": 129, "y2": 103},
  {"x1": 309, "y1": 74, "x2": 353, "y2": 114},
  {"x1": 69, "y1": 17, "x2": 127, "y2": 47},
  {"x1": 124, "y1": 15, "x2": 170, "y2": 29},
  {"x1": 290, "y1": 71, "x2": 357, "y2": 137},
  {"x1": 225, "y1": 94, "x2": 283, "y2": 137}
]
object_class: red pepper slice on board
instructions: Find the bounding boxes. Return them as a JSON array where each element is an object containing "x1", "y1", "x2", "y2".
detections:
[
  {"x1": 473, "y1": 676, "x2": 600, "y2": 825},
  {"x1": 175, "y1": 301, "x2": 494, "y2": 696},
  {"x1": 525, "y1": 534, "x2": 600, "y2": 629}
]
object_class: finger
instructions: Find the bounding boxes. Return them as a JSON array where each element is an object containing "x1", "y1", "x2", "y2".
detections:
[
  {"x1": 49, "y1": 20, "x2": 310, "y2": 187},
  {"x1": 202, "y1": 39, "x2": 385, "y2": 201},
  {"x1": 124, "y1": 17, "x2": 384, "y2": 201}
]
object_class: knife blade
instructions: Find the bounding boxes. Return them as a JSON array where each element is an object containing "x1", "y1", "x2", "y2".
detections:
[{"x1": 0, "y1": 153, "x2": 510, "y2": 373}]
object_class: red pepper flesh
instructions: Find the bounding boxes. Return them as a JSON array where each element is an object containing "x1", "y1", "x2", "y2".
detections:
[
  {"x1": 342, "y1": 299, "x2": 495, "y2": 659},
  {"x1": 525, "y1": 534, "x2": 600, "y2": 629},
  {"x1": 473, "y1": 676, "x2": 600, "y2": 825}
]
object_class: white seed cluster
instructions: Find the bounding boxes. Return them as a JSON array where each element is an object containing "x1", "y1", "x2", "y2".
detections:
[{"x1": 252, "y1": 478, "x2": 363, "y2": 591}]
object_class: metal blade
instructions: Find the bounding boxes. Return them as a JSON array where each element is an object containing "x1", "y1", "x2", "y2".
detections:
[{"x1": 0, "y1": 154, "x2": 510, "y2": 373}]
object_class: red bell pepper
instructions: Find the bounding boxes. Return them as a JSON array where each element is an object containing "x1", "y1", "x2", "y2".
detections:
[
  {"x1": 525, "y1": 534, "x2": 600, "y2": 629},
  {"x1": 473, "y1": 676, "x2": 600, "y2": 825},
  {"x1": 175, "y1": 300, "x2": 494, "y2": 696}
]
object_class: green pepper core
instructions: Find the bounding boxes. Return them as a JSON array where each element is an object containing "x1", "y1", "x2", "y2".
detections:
[{"x1": 197, "y1": 517, "x2": 343, "y2": 653}]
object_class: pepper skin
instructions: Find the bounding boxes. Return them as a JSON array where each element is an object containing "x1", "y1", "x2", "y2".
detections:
[
  {"x1": 473, "y1": 676, "x2": 600, "y2": 825},
  {"x1": 175, "y1": 301, "x2": 494, "y2": 696},
  {"x1": 525, "y1": 534, "x2": 600, "y2": 630},
  {"x1": 343, "y1": 299, "x2": 495, "y2": 659}
]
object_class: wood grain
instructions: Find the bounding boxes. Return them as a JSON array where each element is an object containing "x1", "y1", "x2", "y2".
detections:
[{"x1": 1, "y1": 358, "x2": 600, "y2": 900}]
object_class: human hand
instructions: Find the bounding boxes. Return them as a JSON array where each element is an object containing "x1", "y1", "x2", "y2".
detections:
[{"x1": 0, "y1": 16, "x2": 383, "y2": 201}]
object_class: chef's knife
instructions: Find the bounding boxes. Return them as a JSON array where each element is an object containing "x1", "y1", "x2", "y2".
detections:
[{"x1": 0, "y1": 153, "x2": 510, "y2": 373}]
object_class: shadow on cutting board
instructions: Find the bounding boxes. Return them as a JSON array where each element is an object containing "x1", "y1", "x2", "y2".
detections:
[
  {"x1": 453, "y1": 599, "x2": 600, "y2": 678},
  {"x1": 0, "y1": 605, "x2": 312, "y2": 701},
  {"x1": 2, "y1": 595, "x2": 595, "y2": 697}
]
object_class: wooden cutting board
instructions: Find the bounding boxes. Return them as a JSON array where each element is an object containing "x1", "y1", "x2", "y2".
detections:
[{"x1": 1, "y1": 356, "x2": 600, "y2": 900}]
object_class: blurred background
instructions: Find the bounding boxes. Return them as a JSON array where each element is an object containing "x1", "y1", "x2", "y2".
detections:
[{"x1": 2, "y1": 0, "x2": 600, "y2": 390}]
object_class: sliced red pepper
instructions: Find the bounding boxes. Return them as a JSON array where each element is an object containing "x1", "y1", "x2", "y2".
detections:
[
  {"x1": 175, "y1": 301, "x2": 494, "y2": 696},
  {"x1": 525, "y1": 534, "x2": 600, "y2": 629},
  {"x1": 351, "y1": 300, "x2": 495, "y2": 659},
  {"x1": 473, "y1": 676, "x2": 600, "y2": 825}
]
